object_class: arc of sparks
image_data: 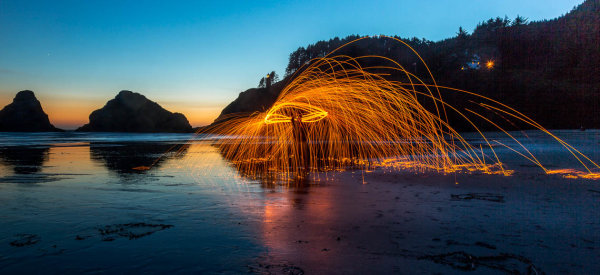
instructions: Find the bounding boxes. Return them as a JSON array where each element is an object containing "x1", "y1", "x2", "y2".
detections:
[
  {"x1": 196, "y1": 35, "x2": 599, "y2": 182},
  {"x1": 264, "y1": 102, "x2": 328, "y2": 124}
]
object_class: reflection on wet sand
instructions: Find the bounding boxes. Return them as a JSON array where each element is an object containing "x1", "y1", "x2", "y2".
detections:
[
  {"x1": 258, "y1": 183, "x2": 340, "y2": 272},
  {"x1": 214, "y1": 142, "x2": 339, "y2": 266},
  {"x1": 0, "y1": 144, "x2": 95, "y2": 183},
  {"x1": 89, "y1": 142, "x2": 189, "y2": 176},
  {"x1": 0, "y1": 139, "x2": 266, "y2": 274},
  {"x1": 210, "y1": 146, "x2": 343, "y2": 272},
  {"x1": 0, "y1": 146, "x2": 49, "y2": 174},
  {"x1": 214, "y1": 143, "x2": 331, "y2": 187}
]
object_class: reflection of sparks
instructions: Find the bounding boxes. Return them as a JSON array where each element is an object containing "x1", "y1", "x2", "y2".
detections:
[
  {"x1": 198, "y1": 36, "x2": 599, "y2": 182},
  {"x1": 486, "y1": 60, "x2": 495, "y2": 69}
]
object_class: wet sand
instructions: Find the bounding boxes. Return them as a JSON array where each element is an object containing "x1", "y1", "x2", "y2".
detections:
[
  {"x1": 0, "y1": 131, "x2": 599, "y2": 274},
  {"x1": 252, "y1": 169, "x2": 600, "y2": 274}
]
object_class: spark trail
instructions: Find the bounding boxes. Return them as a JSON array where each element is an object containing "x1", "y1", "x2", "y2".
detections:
[{"x1": 197, "y1": 36, "x2": 599, "y2": 182}]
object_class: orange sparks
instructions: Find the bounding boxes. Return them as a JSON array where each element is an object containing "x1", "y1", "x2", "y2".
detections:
[
  {"x1": 195, "y1": 36, "x2": 598, "y2": 182},
  {"x1": 547, "y1": 169, "x2": 600, "y2": 180}
]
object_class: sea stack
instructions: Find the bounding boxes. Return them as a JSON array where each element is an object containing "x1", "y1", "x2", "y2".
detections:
[
  {"x1": 0, "y1": 90, "x2": 62, "y2": 132},
  {"x1": 77, "y1": 90, "x2": 192, "y2": 133}
]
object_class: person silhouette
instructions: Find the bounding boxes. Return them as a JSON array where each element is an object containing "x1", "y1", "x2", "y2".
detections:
[
  {"x1": 291, "y1": 112, "x2": 309, "y2": 178},
  {"x1": 298, "y1": 113, "x2": 309, "y2": 169}
]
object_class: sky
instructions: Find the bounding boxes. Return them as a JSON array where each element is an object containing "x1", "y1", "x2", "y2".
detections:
[{"x1": 0, "y1": 0, "x2": 584, "y2": 129}]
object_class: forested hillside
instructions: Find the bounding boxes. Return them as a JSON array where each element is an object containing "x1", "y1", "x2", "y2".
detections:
[{"x1": 219, "y1": 0, "x2": 599, "y2": 129}]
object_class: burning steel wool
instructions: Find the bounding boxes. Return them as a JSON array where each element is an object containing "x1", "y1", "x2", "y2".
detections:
[{"x1": 190, "y1": 36, "x2": 599, "y2": 182}]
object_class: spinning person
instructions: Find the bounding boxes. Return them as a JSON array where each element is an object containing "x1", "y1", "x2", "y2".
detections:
[{"x1": 291, "y1": 112, "x2": 310, "y2": 176}]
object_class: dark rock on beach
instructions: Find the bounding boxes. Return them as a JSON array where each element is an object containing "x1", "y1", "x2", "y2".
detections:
[
  {"x1": 213, "y1": 80, "x2": 286, "y2": 123},
  {"x1": 98, "y1": 223, "x2": 174, "y2": 240},
  {"x1": 77, "y1": 90, "x2": 192, "y2": 133},
  {"x1": 9, "y1": 234, "x2": 41, "y2": 247},
  {"x1": 0, "y1": 90, "x2": 62, "y2": 132}
]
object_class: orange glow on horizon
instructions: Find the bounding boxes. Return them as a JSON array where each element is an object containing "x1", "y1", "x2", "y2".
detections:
[
  {"x1": 0, "y1": 95, "x2": 221, "y2": 129},
  {"x1": 161, "y1": 104, "x2": 222, "y2": 127}
]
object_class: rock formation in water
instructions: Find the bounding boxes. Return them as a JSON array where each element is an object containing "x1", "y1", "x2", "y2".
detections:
[
  {"x1": 0, "y1": 90, "x2": 62, "y2": 132},
  {"x1": 77, "y1": 90, "x2": 192, "y2": 133}
]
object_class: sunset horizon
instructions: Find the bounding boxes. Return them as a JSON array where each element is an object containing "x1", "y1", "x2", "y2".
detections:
[{"x1": 0, "y1": 0, "x2": 584, "y2": 129}]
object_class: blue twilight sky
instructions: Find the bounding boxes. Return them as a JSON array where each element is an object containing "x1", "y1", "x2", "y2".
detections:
[{"x1": 0, "y1": 0, "x2": 584, "y2": 128}]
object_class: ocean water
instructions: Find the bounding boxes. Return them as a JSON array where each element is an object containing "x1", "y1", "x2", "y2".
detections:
[{"x1": 0, "y1": 130, "x2": 599, "y2": 273}]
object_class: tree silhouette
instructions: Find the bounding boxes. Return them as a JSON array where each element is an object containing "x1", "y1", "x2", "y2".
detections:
[
  {"x1": 269, "y1": 71, "x2": 280, "y2": 83},
  {"x1": 275, "y1": 0, "x2": 600, "y2": 129},
  {"x1": 457, "y1": 26, "x2": 469, "y2": 39},
  {"x1": 512, "y1": 15, "x2": 529, "y2": 26}
]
